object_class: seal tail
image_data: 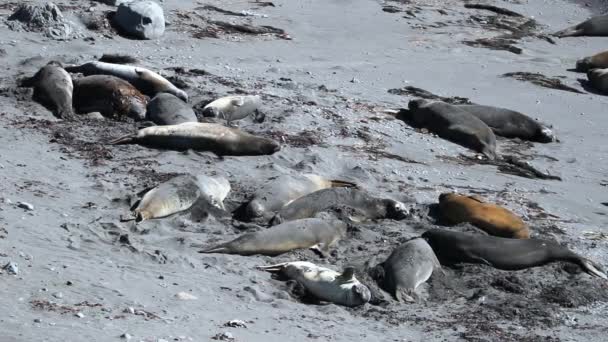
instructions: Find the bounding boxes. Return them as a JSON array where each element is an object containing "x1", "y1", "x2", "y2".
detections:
[
  {"x1": 553, "y1": 26, "x2": 583, "y2": 38},
  {"x1": 198, "y1": 243, "x2": 232, "y2": 254},
  {"x1": 255, "y1": 263, "x2": 288, "y2": 272},
  {"x1": 107, "y1": 134, "x2": 138, "y2": 145},
  {"x1": 329, "y1": 179, "x2": 358, "y2": 188},
  {"x1": 579, "y1": 258, "x2": 608, "y2": 280}
]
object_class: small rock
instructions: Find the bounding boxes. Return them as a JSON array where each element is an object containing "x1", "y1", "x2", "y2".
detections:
[
  {"x1": 126, "y1": 307, "x2": 135, "y2": 314},
  {"x1": 114, "y1": 1, "x2": 165, "y2": 39},
  {"x1": 120, "y1": 333, "x2": 132, "y2": 340},
  {"x1": 3, "y1": 261, "x2": 19, "y2": 275},
  {"x1": 17, "y1": 202, "x2": 34, "y2": 211},
  {"x1": 66, "y1": 281, "x2": 73, "y2": 286},
  {"x1": 212, "y1": 332, "x2": 234, "y2": 341},
  {"x1": 75, "y1": 312, "x2": 84, "y2": 318},
  {"x1": 224, "y1": 320, "x2": 247, "y2": 328},
  {"x1": 174, "y1": 292, "x2": 198, "y2": 300},
  {"x1": 84, "y1": 112, "x2": 104, "y2": 120},
  {"x1": 33, "y1": 318, "x2": 41, "y2": 323},
  {"x1": 52, "y1": 292, "x2": 63, "y2": 299},
  {"x1": 350, "y1": 77, "x2": 360, "y2": 83}
]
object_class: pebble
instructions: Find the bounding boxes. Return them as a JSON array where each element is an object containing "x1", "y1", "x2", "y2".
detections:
[
  {"x1": 33, "y1": 318, "x2": 41, "y2": 323},
  {"x1": 17, "y1": 202, "x2": 34, "y2": 211},
  {"x1": 75, "y1": 312, "x2": 84, "y2": 318},
  {"x1": 224, "y1": 320, "x2": 247, "y2": 328},
  {"x1": 3, "y1": 261, "x2": 19, "y2": 275},
  {"x1": 120, "y1": 333, "x2": 132, "y2": 340},
  {"x1": 52, "y1": 292, "x2": 63, "y2": 299},
  {"x1": 212, "y1": 332, "x2": 234, "y2": 341},
  {"x1": 174, "y1": 292, "x2": 198, "y2": 300}
]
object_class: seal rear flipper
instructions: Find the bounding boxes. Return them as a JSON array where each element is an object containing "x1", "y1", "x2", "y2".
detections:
[
  {"x1": 107, "y1": 134, "x2": 138, "y2": 145},
  {"x1": 198, "y1": 243, "x2": 232, "y2": 254},
  {"x1": 329, "y1": 179, "x2": 358, "y2": 188},
  {"x1": 553, "y1": 27, "x2": 584, "y2": 38},
  {"x1": 255, "y1": 263, "x2": 288, "y2": 272},
  {"x1": 394, "y1": 288, "x2": 416, "y2": 303},
  {"x1": 579, "y1": 258, "x2": 608, "y2": 280}
]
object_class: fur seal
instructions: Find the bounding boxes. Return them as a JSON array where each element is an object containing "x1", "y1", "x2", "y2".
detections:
[
  {"x1": 245, "y1": 174, "x2": 357, "y2": 221},
  {"x1": 401, "y1": 99, "x2": 497, "y2": 159},
  {"x1": 147, "y1": 93, "x2": 197, "y2": 125},
  {"x1": 422, "y1": 229, "x2": 607, "y2": 279},
  {"x1": 257, "y1": 261, "x2": 371, "y2": 307},
  {"x1": 587, "y1": 68, "x2": 608, "y2": 94},
  {"x1": 456, "y1": 104, "x2": 555, "y2": 143},
  {"x1": 554, "y1": 14, "x2": 608, "y2": 38},
  {"x1": 134, "y1": 174, "x2": 229, "y2": 222},
  {"x1": 200, "y1": 218, "x2": 347, "y2": 256},
  {"x1": 21, "y1": 61, "x2": 74, "y2": 119},
  {"x1": 438, "y1": 193, "x2": 530, "y2": 239},
  {"x1": 65, "y1": 61, "x2": 188, "y2": 101},
  {"x1": 270, "y1": 188, "x2": 407, "y2": 225},
  {"x1": 108, "y1": 122, "x2": 280, "y2": 156},
  {"x1": 576, "y1": 50, "x2": 608, "y2": 72},
  {"x1": 202, "y1": 95, "x2": 263, "y2": 123},
  {"x1": 379, "y1": 238, "x2": 441, "y2": 302},
  {"x1": 73, "y1": 75, "x2": 147, "y2": 120}
]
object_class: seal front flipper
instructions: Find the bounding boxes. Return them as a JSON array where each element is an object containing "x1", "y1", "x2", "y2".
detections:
[
  {"x1": 336, "y1": 267, "x2": 356, "y2": 283},
  {"x1": 107, "y1": 134, "x2": 138, "y2": 145},
  {"x1": 309, "y1": 244, "x2": 328, "y2": 258},
  {"x1": 230, "y1": 97, "x2": 245, "y2": 107}
]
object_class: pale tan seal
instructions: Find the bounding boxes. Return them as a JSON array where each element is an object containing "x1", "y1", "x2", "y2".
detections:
[
  {"x1": 108, "y1": 122, "x2": 281, "y2": 156},
  {"x1": 257, "y1": 261, "x2": 371, "y2": 307},
  {"x1": 73, "y1": 75, "x2": 147, "y2": 120},
  {"x1": 202, "y1": 95, "x2": 263, "y2": 123},
  {"x1": 199, "y1": 218, "x2": 347, "y2": 256},
  {"x1": 21, "y1": 61, "x2": 75, "y2": 120}
]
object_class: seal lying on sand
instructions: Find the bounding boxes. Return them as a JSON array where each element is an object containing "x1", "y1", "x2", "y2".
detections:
[
  {"x1": 270, "y1": 188, "x2": 407, "y2": 225},
  {"x1": 456, "y1": 104, "x2": 555, "y2": 143},
  {"x1": 73, "y1": 75, "x2": 147, "y2": 120},
  {"x1": 378, "y1": 237, "x2": 441, "y2": 302},
  {"x1": 21, "y1": 61, "x2": 74, "y2": 119},
  {"x1": 65, "y1": 61, "x2": 188, "y2": 101},
  {"x1": 437, "y1": 193, "x2": 530, "y2": 239},
  {"x1": 134, "y1": 174, "x2": 229, "y2": 222},
  {"x1": 257, "y1": 261, "x2": 371, "y2": 307},
  {"x1": 587, "y1": 68, "x2": 608, "y2": 94},
  {"x1": 244, "y1": 174, "x2": 357, "y2": 221},
  {"x1": 576, "y1": 50, "x2": 608, "y2": 72},
  {"x1": 147, "y1": 92, "x2": 197, "y2": 125},
  {"x1": 202, "y1": 95, "x2": 263, "y2": 123},
  {"x1": 109, "y1": 122, "x2": 280, "y2": 156},
  {"x1": 554, "y1": 14, "x2": 608, "y2": 38},
  {"x1": 200, "y1": 218, "x2": 346, "y2": 256},
  {"x1": 401, "y1": 99, "x2": 497, "y2": 159},
  {"x1": 422, "y1": 229, "x2": 607, "y2": 279}
]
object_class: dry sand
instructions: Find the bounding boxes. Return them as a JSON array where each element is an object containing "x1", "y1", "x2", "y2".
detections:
[{"x1": 1, "y1": 0, "x2": 608, "y2": 341}]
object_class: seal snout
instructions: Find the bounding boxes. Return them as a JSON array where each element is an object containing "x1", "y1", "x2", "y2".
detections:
[
  {"x1": 538, "y1": 127, "x2": 556, "y2": 143},
  {"x1": 576, "y1": 57, "x2": 593, "y2": 72},
  {"x1": 352, "y1": 283, "x2": 372, "y2": 305}
]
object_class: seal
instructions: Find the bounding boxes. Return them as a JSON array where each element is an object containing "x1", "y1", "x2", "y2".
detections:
[
  {"x1": 587, "y1": 68, "x2": 608, "y2": 94},
  {"x1": 256, "y1": 261, "x2": 371, "y2": 307},
  {"x1": 21, "y1": 61, "x2": 74, "y2": 120},
  {"x1": 73, "y1": 75, "x2": 147, "y2": 120},
  {"x1": 422, "y1": 229, "x2": 607, "y2": 279},
  {"x1": 202, "y1": 95, "x2": 263, "y2": 123},
  {"x1": 244, "y1": 173, "x2": 357, "y2": 221},
  {"x1": 401, "y1": 99, "x2": 497, "y2": 159},
  {"x1": 554, "y1": 14, "x2": 608, "y2": 38},
  {"x1": 64, "y1": 61, "x2": 188, "y2": 101},
  {"x1": 456, "y1": 104, "x2": 555, "y2": 143},
  {"x1": 108, "y1": 122, "x2": 281, "y2": 156},
  {"x1": 134, "y1": 173, "x2": 229, "y2": 222},
  {"x1": 146, "y1": 92, "x2": 197, "y2": 125},
  {"x1": 379, "y1": 237, "x2": 441, "y2": 302},
  {"x1": 576, "y1": 50, "x2": 608, "y2": 72},
  {"x1": 270, "y1": 188, "x2": 408, "y2": 225},
  {"x1": 437, "y1": 193, "x2": 530, "y2": 239},
  {"x1": 199, "y1": 218, "x2": 347, "y2": 256}
]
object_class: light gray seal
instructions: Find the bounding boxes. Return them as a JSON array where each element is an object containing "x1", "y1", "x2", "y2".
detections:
[
  {"x1": 422, "y1": 229, "x2": 607, "y2": 279},
  {"x1": 200, "y1": 218, "x2": 347, "y2": 256},
  {"x1": 257, "y1": 261, "x2": 371, "y2": 307},
  {"x1": 401, "y1": 99, "x2": 497, "y2": 159},
  {"x1": 378, "y1": 237, "x2": 441, "y2": 302},
  {"x1": 21, "y1": 61, "x2": 75, "y2": 120},
  {"x1": 244, "y1": 173, "x2": 357, "y2": 221},
  {"x1": 456, "y1": 104, "x2": 555, "y2": 143},
  {"x1": 65, "y1": 61, "x2": 188, "y2": 101},
  {"x1": 73, "y1": 75, "x2": 147, "y2": 120},
  {"x1": 146, "y1": 92, "x2": 197, "y2": 125},
  {"x1": 108, "y1": 122, "x2": 281, "y2": 156},
  {"x1": 554, "y1": 14, "x2": 608, "y2": 38},
  {"x1": 270, "y1": 188, "x2": 407, "y2": 225},
  {"x1": 202, "y1": 95, "x2": 263, "y2": 123}
]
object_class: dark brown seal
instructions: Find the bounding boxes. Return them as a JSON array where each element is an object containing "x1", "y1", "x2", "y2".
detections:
[{"x1": 73, "y1": 75, "x2": 147, "y2": 120}]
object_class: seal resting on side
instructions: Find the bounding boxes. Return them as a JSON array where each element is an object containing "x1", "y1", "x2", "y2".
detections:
[
  {"x1": 73, "y1": 75, "x2": 147, "y2": 120},
  {"x1": 437, "y1": 193, "x2": 530, "y2": 239},
  {"x1": 146, "y1": 92, "x2": 197, "y2": 125},
  {"x1": 554, "y1": 14, "x2": 608, "y2": 38},
  {"x1": 257, "y1": 261, "x2": 371, "y2": 307},
  {"x1": 576, "y1": 50, "x2": 608, "y2": 72},
  {"x1": 422, "y1": 229, "x2": 607, "y2": 279},
  {"x1": 202, "y1": 95, "x2": 263, "y2": 123},
  {"x1": 199, "y1": 218, "x2": 347, "y2": 257},
  {"x1": 108, "y1": 122, "x2": 280, "y2": 156},
  {"x1": 21, "y1": 61, "x2": 75, "y2": 120}
]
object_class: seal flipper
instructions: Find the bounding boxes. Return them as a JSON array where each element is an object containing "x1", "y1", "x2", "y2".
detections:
[
  {"x1": 329, "y1": 179, "x2": 358, "y2": 188},
  {"x1": 394, "y1": 288, "x2": 417, "y2": 303},
  {"x1": 108, "y1": 134, "x2": 138, "y2": 145},
  {"x1": 553, "y1": 26, "x2": 584, "y2": 38},
  {"x1": 198, "y1": 244, "x2": 231, "y2": 254},
  {"x1": 230, "y1": 98, "x2": 245, "y2": 107},
  {"x1": 309, "y1": 244, "x2": 328, "y2": 258},
  {"x1": 256, "y1": 263, "x2": 288, "y2": 272},
  {"x1": 578, "y1": 258, "x2": 608, "y2": 280},
  {"x1": 336, "y1": 267, "x2": 356, "y2": 283}
]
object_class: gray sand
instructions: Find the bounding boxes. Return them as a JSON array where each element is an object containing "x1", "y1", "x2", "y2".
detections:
[{"x1": 1, "y1": 0, "x2": 608, "y2": 341}]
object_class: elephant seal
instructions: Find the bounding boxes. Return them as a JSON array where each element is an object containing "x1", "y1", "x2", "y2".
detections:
[
  {"x1": 438, "y1": 193, "x2": 530, "y2": 239},
  {"x1": 245, "y1": 174, "x2": 357, "y2": 221},
  {"x1": 200, "y1": 218, "x2": 347, "y2": 256},
  {"x1": 257, "y1": 261, "x2": 371, "y2": 307},
  {"x1": 456, "y1": 104, "x2": 555, "y2": 143},
  {"x1": 202, "y1": 95, "x2": 263, "y2": 123},
  {"x1": 73, "y1": 75, "x2": 147, "y2": 120},
  {"x1": 587, "y1": 68, "x2": 608, "y2": 94},
  {"x1": 134, "y1": 174, "x2": 229, "y2": 222},
  {"x1": 270, "y1": 188, "x2": 407, "y2": 225},
  {"x1": 554, "y1": 14, "x2": 608, "y2": 38},
  {"x1": 108, "y1": 122, "x2": 280, "y2": 156},
  {"x1": 576, "y1": 50, "x2": 608, "y2": 72},
  {"x1": 21, "y1": 61, "x2": 74, "y2": 120},
  {"x1": 401, "y1": 99, "x2": 497, "y2": 159},
  {"x1": 146, "y1": 92, "x2": 197, "y2": 125},
  {"x1": 422, "y1": 229, "x2": 607, "y2": 279},
  {"x1": 65, "y1": 61, "x2": 188, "y2": 101}
]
